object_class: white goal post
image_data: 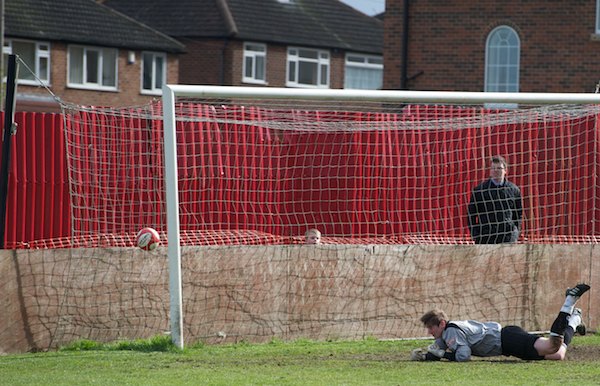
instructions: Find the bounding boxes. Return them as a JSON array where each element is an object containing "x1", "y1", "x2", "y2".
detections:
[{"x1": 161, "y1": 84, "x2": 600, "y2": 349}]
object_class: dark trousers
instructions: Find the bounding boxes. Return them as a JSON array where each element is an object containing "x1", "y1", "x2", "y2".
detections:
[{"x1": 474, "y1": 228, "x2": 519, "y2": 244}]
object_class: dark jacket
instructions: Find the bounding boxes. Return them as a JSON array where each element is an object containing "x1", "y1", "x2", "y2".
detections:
[{"x1": 467, "y1": 179, "x2": 523, "y2": 244}]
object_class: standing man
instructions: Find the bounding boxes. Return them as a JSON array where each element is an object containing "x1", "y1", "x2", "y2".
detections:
[{"x1": 468, "y1": 156, "x2": 523, "y2": 244}]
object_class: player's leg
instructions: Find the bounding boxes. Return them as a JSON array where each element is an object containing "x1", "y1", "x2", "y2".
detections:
[
  {"x1": 536, "y1": 284, "x2": 590, "y2": 357},
  {"x1": 561, "y1": 284, "x2": 590, "y2": 314},
  {"x1": 544, "y1": 308, "x2": 585, "y2": 360},
  {"x1": 541, "y1": 341, "x2": 567, "y2": 360},
  {"x1": 574, "y1": 308, "x2": 587, "y2": 336}
]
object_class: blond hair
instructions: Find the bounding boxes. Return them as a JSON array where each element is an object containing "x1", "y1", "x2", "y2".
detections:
[{"x1": 305, "y1": 228, "x2": 321, "y2": 237}]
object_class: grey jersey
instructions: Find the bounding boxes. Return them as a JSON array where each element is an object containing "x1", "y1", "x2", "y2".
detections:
[{"x1": 437, "y1": 320, "x2": 503, "y2": 362}]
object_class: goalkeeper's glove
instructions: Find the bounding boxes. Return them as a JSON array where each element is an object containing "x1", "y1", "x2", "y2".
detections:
[
  {"x1": 410, "y1": 348, "x2": 426, "y2": 361},
  {"x1": 411, "y1": 347, "x2": 443, "y2": 361},
  {"x1": 427, "y1": 343, "x2": 446, "y2": 358}
]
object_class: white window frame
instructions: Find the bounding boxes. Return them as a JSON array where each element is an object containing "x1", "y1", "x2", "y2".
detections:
[
  {"x1": 67, "y1": 45, "x2": 118, "y2": 91},
  {"x1": 596, "y1": 0, "x2": 600, "y2": 34},
  {"x1": 286, "y1": 47, "x2": 330, "y2": 88},
  {"x1": 344, "y1": 53, "x2": 383, "y2": 90},
  {"x1": 3, "y1": 39, "x2": 50, "y2": 86},
  {"x1": 141, "y1": 51, "x2": 167, "y2": 95},
  {"x1": 485, "y1": 26, "x2": 520, "y2": 93},
  {"x1": 242, "y1": 42, "x2": 267, "y2": 84}
]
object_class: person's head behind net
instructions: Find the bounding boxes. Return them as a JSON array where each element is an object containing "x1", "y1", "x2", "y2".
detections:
[
  {"x1": 491, "y1": 155, "x2": 508, "y2": 170},
  {"x1": 490, "y1": 155, "x2": 508, "y2": 183},
  {"x1": 305, "y1": 228, "x2": 321, "y2": 244}
]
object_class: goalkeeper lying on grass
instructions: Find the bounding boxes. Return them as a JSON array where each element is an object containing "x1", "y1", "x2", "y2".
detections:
[{"x1": 412, "y1": 283, "x2": 590, "y2": 362}]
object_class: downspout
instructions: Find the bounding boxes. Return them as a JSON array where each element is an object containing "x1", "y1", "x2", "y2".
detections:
[
  {"x1": 216, "y1": 0, "x2": 238, "y2": 85},
  {"x1": 219, "y1": 39, "x2": 231, "y2": 85},
  {"x1": 400, "y1": 0, "x2": 409, "y2": 90}
]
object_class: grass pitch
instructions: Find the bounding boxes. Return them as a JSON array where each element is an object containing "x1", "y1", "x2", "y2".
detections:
[{"x1": 1, "y1": 335, "x2": 599, "y2": 385}]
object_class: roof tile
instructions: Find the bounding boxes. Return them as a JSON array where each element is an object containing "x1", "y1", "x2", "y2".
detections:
[
  {"x1": 6, "y1": 0, "x2": 185, "y2": 53},
  {"x1": 104, "y1": 0, "x2": 382, "y2": 53}
]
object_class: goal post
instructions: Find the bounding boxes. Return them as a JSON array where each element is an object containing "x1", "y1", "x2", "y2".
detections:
[
  {"x1": 163, "y1": 84, "x2": 600, "y2": 104},
  {"x1": 161, "y1": 84, "x2": 600, "y2": 348},
  {"x1": 162, "y1": 86, "x2": 184, "y2": 349}
]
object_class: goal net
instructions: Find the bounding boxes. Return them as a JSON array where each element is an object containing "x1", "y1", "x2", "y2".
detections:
[
  {"x1": 60, "y1": 87, "x2": 600, "y2": 246},
  {"x1": 37, "y1": 86, "x2": 598, "y2": 350}
]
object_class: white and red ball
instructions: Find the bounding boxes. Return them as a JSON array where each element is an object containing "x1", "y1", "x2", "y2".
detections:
[{"x1": 136, "y1": 227, "x2": 161, "y2": 251}]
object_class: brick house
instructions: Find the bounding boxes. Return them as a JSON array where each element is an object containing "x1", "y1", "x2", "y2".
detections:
[
  {"x1": 384, "y1": 0, "x2": 600, "y2": 93},
  {"x1": 103, "y1": 0, "x2": 383, "y2": 90},
  {"x1": 4, "y1": 0, "x2": 185, "y2": 111}
]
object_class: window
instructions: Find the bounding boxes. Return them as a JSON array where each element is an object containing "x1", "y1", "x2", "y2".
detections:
[
  {"x1": 142, "y1": 52, "x2": 166, "y2": 95},
  {"x1": 3, "y1": 39, "x2": 50, "y2": 85},
  {"x1": 344, "y1": 53, "x2": 383, "y2": 90},
  {"x1": 485, "y1": 26, "x2": 520, "y2": 93},
  {"x1": 243, "y1": 43, "x2": 266, "y2": 84},
  {"x1": 68, "y1": 45, "x2": 117, "y2": 90},
  {"x1": 287, "y1": 47, "x2": 329, "y2": 88},
  {"x1": 597, "y1": 0, "x2": 600, "y2": 34}
]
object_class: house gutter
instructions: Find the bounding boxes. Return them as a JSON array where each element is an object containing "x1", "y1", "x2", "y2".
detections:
[
  {"x1": 216, "y1": 0, "x2": 238, "y2": 85},
  {"x1": 400, "y1": 0, "x2": 409, "y2": 90}
]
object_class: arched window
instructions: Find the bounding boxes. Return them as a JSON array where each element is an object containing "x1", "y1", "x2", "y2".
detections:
[
  {"x1": 485, "y1": 26, "x2": 520, "y2": 92},
  {"x1": 596, "y1": 0, "x2": 600, "y2": 34}
]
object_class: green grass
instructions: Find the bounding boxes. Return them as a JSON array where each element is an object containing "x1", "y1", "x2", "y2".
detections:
[{"x1": 1, "y1": 335, "x2": 600, "y2": 385}]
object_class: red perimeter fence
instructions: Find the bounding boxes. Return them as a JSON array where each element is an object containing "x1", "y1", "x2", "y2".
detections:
[
  {"x1": 1, "y1": 108, "x2": 600, "y2": 248},
  {"x1": 1, "y1": 112, "x2": 71, "y2": 248}
]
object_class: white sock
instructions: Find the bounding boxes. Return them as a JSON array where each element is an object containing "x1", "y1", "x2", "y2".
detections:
[
  {"x1": 568, "y1": 313, "x2": 582, "y2": 330},
  {"x1": 560, "y1": 295, "x2": 577, "y2": 314},
  {"x1": 561, "y1": 305, "x2": 574, "y2": 314}
]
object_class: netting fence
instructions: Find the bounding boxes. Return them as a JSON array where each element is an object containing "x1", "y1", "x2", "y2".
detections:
[
  {"x1": 3, "y1": 244, "x2": 594, "y2": 352},
  {"x1": 55, "y1": 99, "x2": 600, "y2": 247}
]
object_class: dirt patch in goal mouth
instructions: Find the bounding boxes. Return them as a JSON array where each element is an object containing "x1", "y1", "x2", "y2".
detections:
[{"x1": 564, "y1": 345, "x2": 600, "y2": 361}]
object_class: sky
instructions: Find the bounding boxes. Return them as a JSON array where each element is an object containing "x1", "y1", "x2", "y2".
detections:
[{"x1": 340, "y1": 0, "x2": 385, "y2": 16}]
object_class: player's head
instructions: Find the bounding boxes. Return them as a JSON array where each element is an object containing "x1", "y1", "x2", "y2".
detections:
[
  {"x1": 490, "y1": 155, "x2": 508, "y2": 183},
  {"x1": 305, "y1": 228, "x2": 321, "y2": 244},
  {"x1": 420, "y1": 309, "x2": 448, "y2": 338}
]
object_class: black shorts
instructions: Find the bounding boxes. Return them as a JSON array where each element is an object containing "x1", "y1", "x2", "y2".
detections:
[{"x1": 500, "y1": 325, "x2": 545, "y2": 360}]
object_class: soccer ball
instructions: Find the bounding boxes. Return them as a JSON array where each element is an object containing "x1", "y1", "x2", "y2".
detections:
[{"x1": 136, "y1": 227, "x2": 161, "y2": 251}]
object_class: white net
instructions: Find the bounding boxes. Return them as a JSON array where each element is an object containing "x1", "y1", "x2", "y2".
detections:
[
  {"x1": 58, "y1": 95, "x2": 600, "y2": 246},
  {"x1": 4, "y1": 244, "x2": 591, "y2": 351},
  {"x1": 4, "y1": 89, "x2": 597, "y2": 352}
]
